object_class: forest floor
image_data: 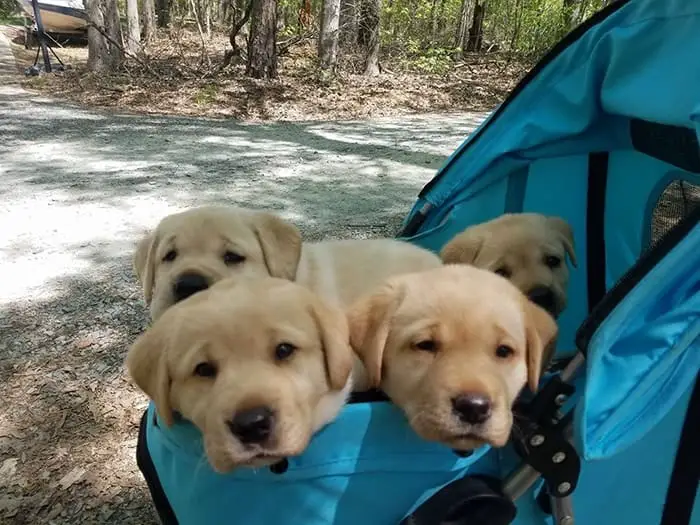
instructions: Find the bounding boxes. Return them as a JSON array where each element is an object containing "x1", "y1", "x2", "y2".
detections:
[
  {"x1": 0, "y1": 28, "x2": 491, "y2": 524},
  {"x1": 1, "y1": 24, "x2": 526, "y2": 121}
]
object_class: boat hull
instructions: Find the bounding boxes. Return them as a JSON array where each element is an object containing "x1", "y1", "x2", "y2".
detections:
[{"x1": 17, "y1": 0, "x2": 88, "y2": 34}]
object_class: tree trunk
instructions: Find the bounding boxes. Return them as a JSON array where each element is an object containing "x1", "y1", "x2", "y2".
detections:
[
  {"x1": 246, "y1": 0, "x2": 278, "y2": 78},
  {"x1": 318, "y1": 0, "x2": 340, "y2": 70},
  {"x1": 455, "y1": 0, "x2": 472, "y2": 56},
  {"x1": 298, "y1": 0, "x2": 311, "y2": 31},
  {"x1": 87, "y1": 0, "x2": 124, "y2": 72},
  {"x1": 141, "y1": 0, "x2": 156, "y2": 42},
  {"x1": 466, "y1": 0, "x2": 484, "y2": 52},
  {"x1": 155, "y1": 0, "x2": 170, "y2": 27},
  {"x1": 205, "y1": 0, "x2": 212, "y2": 36},
  {"x1": 220, "y1": 0, "x2": 229, "y2": 24},
  {"x1": 358, "y1": 0, "x2": 379, "y2": 75},
  {"x1": 126, "y1": 0, "x2": 141, "y2": 53},
  {"x1": 222, "y1": 0, "x2": 252, "y2": 67},
  {"x1": 509, "y1": 0, "x2": 522, "y2": 51},
  {"x1": 429, "y1": 0, "x2": 438, "y2": 45},
  {"x1": 338, "y1": 0, "x2": 356, "y2": 46}
]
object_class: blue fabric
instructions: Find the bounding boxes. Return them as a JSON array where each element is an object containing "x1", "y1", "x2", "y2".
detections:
[
  {"x1": 145, "y1": 382, "x2": 700, "y2": 525},
  {"x1": 576, "y1": 228, "x2": 700, "y2": 460},
  {"x1": 146, "y1": 401, "x2": 498, "y2": 525},
  {"x1": 143, "y1": 0, "x2": 700, "y2": 523}
]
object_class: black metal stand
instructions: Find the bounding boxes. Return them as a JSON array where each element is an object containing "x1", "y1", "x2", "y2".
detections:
[{"x1": 25, "y1": 0, "x2": 66, "y2": 76}]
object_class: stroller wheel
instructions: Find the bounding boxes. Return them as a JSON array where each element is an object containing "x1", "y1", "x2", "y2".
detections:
[{"x1": 401, "y1": 475, "x2": 517, "y2": 525}]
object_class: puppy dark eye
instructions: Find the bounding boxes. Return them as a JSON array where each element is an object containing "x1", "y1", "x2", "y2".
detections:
[
  {"x1": 223, "y1": 251, "x2": 245, "y2": 265},
  {"x1": 162, "y1": 250, "x2": 177, "y2": 263},
  {"x1": 544, "y1": 255, "x2": 562, "y2": 268},
  {"x1": 275, "y1": 342, "x2": 297, "y2": 361},
  {"x1": 495, "y1": 345, "x2": 514, "y2": 359},
  {"x1": 494, "y1": 266, "x2": 511, "y2": 278},
  {"x1": 414, "y1": 339, "x2": 439, "y2": 353},
  {"x1": 194, "y1": 362, "x2": 217, "y2": 377}
]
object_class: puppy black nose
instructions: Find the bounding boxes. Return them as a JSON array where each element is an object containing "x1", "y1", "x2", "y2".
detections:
[
  {"x1": 228, "y1": 407, "x2": 275, "y2": 445},
  {"x1": 452, "y1": 393, "x2": 492, "y2": 425},
  {"x1": 527, "y1": 286, "x2": 556, "y2": 313},
  {"x1": 173, "y1": 272, "x2": 209, "y2": 302}
]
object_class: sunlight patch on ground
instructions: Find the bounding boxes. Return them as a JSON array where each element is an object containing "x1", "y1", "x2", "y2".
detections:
[
  {"x1": 5, "y1": 140, "x2": 152, "y2": 171},
  {"x1": 197, "y1": 135, "x2": 301, "y2": 158},
  {"x1": 0, "y1": 196, "x2": 181, "y2": 303},
  {"x1": 1, "y1": 255, "x2": 93, "y2": 303}
]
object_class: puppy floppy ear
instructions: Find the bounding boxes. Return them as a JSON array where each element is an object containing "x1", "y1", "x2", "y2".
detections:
[
  {"x1": 252, "y1": 212, "x2": 302, "y2": 280},
  {"x1": 440, "y1": 226, "x2": 485, "y2": 265},
  {"x1": 310, "y1": 299, "x2": 354, "y2": 391},
  {"x1": 522, "y1": 299, "x2": 559, "y2": 393},
  {"x1": 125, "y1": 323, "x2": 174, "y2": 426},
  {"x1": 134, "y1": 231, "x2": 159, "y2": 305},
  {"x1": 547, "y1": 217, "x2": 577, "y2": 268},
  {"x1": 347, "y1": 282, "x2": 404, "y2": 388}
]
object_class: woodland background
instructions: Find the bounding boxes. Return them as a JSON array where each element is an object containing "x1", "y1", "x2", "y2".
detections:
[{"x1": 1, "y1": 0, "x2": 614, "y2": 119}]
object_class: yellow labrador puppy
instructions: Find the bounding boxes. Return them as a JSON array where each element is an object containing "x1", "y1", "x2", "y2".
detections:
[
  {"x1": 440, "y1": 213, "x2": 577, "y2": 318},
  {"x1": 134, "y1": 205, "x2": 442, "y2": 320},
  {"x1": 126, "y1": 277, "x2": 354, "y2": 473},
  {"x1": 348, "y1": 264, "x2": 558, "y2": 451}
]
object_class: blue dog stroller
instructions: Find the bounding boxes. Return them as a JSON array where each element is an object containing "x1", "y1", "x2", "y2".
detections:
[{"x1": 134, "y1": 0, "x2": 700, "y2": 523}]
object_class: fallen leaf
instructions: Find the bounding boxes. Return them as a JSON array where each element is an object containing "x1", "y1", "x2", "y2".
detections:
[
  {"x1": 59, "y1": 467, "x2": 86, "y2": 490},
  {"x1": 46, "y1": 503, "x2": 63, "y2": 520},
  {"x1": 0, "y1": 458, "x2": 18, "y2": 478},
  {"x1": 0, "y1": 496, "x2": 21, "y2": 516}
]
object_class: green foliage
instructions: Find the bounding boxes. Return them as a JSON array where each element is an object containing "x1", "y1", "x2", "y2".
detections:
[
  {"x1": 404, "y1": 46, "x2": 457, "y2": 73},
  {"x1": 486, "y1": 0, "x2": 568, "y2": 58},
  {"x1": 378, "y1": 0, "x2": 609, "y2": 65},
  {"x1": 0, "y1": 0, "x2": 23, "y2": 23}
]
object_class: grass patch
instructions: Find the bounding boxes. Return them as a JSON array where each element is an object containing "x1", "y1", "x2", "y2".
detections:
[{"x1": 193, "y1": 83, "x2": 220, "y2": 106}]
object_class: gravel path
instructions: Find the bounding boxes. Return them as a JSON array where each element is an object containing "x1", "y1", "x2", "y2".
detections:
[{"x1": 0, "y1": 31, "x2": 488, "y2": 524}]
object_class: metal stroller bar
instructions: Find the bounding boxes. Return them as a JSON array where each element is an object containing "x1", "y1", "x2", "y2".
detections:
[{"x1": 503, "y1": 352, "x2": 586, "y2": 524}]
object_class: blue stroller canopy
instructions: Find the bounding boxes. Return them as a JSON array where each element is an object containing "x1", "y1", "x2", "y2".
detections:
[{"x1": 134, "y1": 0, "x2": 700, "y2": 523}]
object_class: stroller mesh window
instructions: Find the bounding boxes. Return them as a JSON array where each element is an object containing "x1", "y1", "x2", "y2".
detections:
[{"x1": 650, "y1": 180, "x2": 700, "y2": 246}]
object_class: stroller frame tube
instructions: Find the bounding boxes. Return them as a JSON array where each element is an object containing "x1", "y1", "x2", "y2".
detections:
[{"x1": 502, "y1": 352, "x2": 586, "y2": 523}]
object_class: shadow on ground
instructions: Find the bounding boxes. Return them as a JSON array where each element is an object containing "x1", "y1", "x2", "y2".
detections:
[
  {"x1": 0, "y1": 239, "x2": 159, "y2": 524},
  {"x1": 0, "y1": 92, "x2": 484, "y2": 208}
]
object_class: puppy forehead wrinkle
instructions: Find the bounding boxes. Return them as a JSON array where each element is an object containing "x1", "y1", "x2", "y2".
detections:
[
  {"x1": 174, "y1": 340, "x2": 212, "y2": 373},
  {"x1": 161, "y1": 233, "x2": 177, "y2": 246},
  {"x1": 396, "y1": 271, "x2": 527, "y2": 343},
  {"x1": 172, "y1": 281, "x2": 317, "y2": 341},
  {"x1": 218, "y1": 234, "x2": 245, "y2": 252},
  {"x1": 271, "y1": 324, "x2": 316, "y2": 347}
]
